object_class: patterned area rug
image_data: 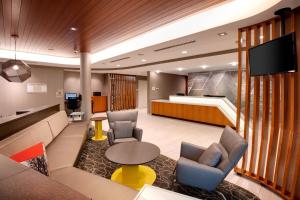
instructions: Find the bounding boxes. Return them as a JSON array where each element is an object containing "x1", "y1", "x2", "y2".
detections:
[{"x1": 76, "y1": 138, "x2": 260, "y2": 200}]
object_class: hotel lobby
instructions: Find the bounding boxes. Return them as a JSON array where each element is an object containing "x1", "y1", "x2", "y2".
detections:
[{"x1": 0, "y1": 0, "x2": 300, "y2": 200}]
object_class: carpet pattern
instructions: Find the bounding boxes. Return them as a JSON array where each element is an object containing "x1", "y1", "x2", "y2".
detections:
[{"x1": 76, "y1": 139, "x2": 260, "y2": 200}]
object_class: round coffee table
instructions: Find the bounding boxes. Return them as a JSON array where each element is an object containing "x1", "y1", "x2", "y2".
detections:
[{"x1": 105, "y1": 142, "x2": 160, "y2": 190}]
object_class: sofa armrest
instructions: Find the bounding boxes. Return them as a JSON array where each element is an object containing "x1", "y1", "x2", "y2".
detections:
[
  {"x1": 107, "y1": 129, "x2": 115, "y2": 145},
  {"x1": 176, "y1": 157, "x2": 224, "y2": 191},
  {"x1": 133, "y1": 127, "x2": 143, "y2": 141},
  {"x1": 180, "y1": 142, "x2": 206, "y2": 161}
]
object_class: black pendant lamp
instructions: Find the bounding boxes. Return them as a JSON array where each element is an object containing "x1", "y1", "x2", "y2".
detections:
[{"x1": 1, "y1": 34, "x2": 31, "y2": 82}]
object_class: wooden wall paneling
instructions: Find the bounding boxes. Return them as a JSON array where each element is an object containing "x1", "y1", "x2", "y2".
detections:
[
  {"x1": 256, "y1": 23, "x2": 271, "y2": 179},
  {"x1": 249, "y1": 26, "x2": 261, "y2": 175},
  {"x1": 236, "y1": 30, "x2": 242, "y2": 132},
  {"x1": 241, "y1": 28, "x2": 252, "y2": 172},
  {"x1": 236, "y1": 9, "x2": 300, "y2": 199}
]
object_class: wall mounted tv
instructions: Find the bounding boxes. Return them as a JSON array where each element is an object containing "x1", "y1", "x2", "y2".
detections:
[{"x1": 249, "y1": 32, "x2": 297, "y2": 76}]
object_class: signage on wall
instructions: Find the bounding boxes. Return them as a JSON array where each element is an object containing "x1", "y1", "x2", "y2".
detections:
[
  {"x1": 56, "y1": 89, "x2": 63, "y2": 98},
  {"x1": 27, "y1": 83, "x2": 47, "y2": 93}
]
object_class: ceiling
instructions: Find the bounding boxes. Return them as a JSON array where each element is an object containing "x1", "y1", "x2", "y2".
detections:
[
  {"x1": 0, "y1": 0, "x2": 226, "y2": 57},
  {"x1": 91, "y1": 0, "x2": 300, "y2": 76}
]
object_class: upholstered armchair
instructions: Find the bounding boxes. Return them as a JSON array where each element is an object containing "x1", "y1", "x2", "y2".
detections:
[
  {"x1": 175, "y1": 126, "x2": 247, "y2": 192},
  {"x1": 106, "y1": 110, "x2": 143, "y2": 145}
]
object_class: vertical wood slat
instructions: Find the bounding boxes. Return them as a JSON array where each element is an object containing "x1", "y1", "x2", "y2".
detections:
[
  {"x1": 264, "y1": 19, "x2": 281, "y2": 184},
  {"x1": 256, "y1": 23, "x2": 270, "y2": 179},
  {"x1": 236, "y1": 29, "x2": 242, "y2": 133},
  {"x1": 273, "y1": 74, "x2": 285, "y2": 188},
  {"x1": 241, "y1": 28, "x2": 252, "y2": 172},
  {"x1": 281, "y1": 13, "x2": 295, "y2": 196},
  {"x1": 249, "y1": 26, "x2": 261, "y2": 174}
]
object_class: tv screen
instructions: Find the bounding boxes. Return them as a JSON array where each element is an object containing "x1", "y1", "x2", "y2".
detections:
[
  {"x1": 249, "y1": 32, "x2": 297, "y2": 76},
  {"x1": 65, "y1": 93, "x2": 77, "y2": 100}
]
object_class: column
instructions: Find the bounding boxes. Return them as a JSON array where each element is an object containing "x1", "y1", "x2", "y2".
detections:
[{"x1": 80, "y1": 52, "x2": 92, "y2": 120}]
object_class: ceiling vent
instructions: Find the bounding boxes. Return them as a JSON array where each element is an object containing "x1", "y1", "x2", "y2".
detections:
[
  {"x1": 154, "y1": 40, "x2": 196, "y2": 52},
  {"x1": 110, "y1": 56, "x2": 130, "y2": 63}
]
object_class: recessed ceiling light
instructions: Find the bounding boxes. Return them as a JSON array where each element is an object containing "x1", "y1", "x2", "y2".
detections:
[
  {"x1": 141, "y1": 59, "x2": 147, "y2": 62},
  {"x1": 177, "y1": 68, "x2": 183, "y2": 71},
  {"x1": 201, "y1": 65, "x2": 208, "y2": 69},
  {"x1": 73, "y1": 50, "x2": 79, "y2": 54},
  {"x1": 181, "y1": 50, "x2": 188, "y2": 54},
  {"x1": 70, "y1": 27, "x2": 78, "y2": 31},
  {"x1": 230, "y1": 61, "x2": 238, "y2": 66},
  {"x1": 218, "y1": 32, "x2": 227, "y2": 36},
  {"x1": 155, "y1": 70, "x2": 160, "y2": 73},
  {"x1": 116, "y1": 64, "x2": 121, "y2": 67}
]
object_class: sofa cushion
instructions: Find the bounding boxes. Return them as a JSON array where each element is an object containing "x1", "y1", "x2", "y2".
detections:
[
  {"x1": 59, "y1": 122, "x2": 88, "y2": 138},
  {"x1": 50, "y1": 167, "x2": 138, "y2": 200},
  {"x1": 0, "y1": 120, "x2": 53, "y2": 157},
  {"x1": 46, "y1": 136, "x2": 85, "y2": 171},
  {"x1": 198, "y1": 143, "x2": 222, "y2": 167},
  {"x1": 46, "y1": 111, "x2": 69, "y2": 138},
  {"x1": 0, "y1": 156, "x2": 89, "y2": 200},
  {"x1": 114, "y1": 121, "x2": 133, "y2": 139}
]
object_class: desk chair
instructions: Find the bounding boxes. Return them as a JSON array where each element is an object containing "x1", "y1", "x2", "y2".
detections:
[{"x1": 67, "y1": 98, "x2": 80, "y2": 112}]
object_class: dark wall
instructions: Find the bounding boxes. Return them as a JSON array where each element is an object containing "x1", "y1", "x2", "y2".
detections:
[{"x1": 147, "y1": 71, "x2": 186, "y2": 112}]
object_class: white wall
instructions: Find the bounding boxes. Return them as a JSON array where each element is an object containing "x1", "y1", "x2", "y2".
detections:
[{"x1": 0, "y1": 66, "x2": 64, "y2": 117}]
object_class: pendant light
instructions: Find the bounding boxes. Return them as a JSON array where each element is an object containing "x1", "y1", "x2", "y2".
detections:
[{"x1": 1, "y1": 34, "x2": 31, "y2": 82}]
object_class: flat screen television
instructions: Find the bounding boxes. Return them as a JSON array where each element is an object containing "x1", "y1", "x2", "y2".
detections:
[
  {"x1": 249, "y1": 32, "x2": 297, "y2": 76},
  {"x1": 65, "y1": 92, "x2": 77, "y2": 100}
]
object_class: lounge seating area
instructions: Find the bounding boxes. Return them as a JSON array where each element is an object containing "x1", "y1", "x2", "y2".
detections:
[
  {"x1": 0, "y1": 111, "x2": 137, "y2": 200},
  {"x1": 0, "y1": 1, "x2": 300, "y2": 200}
]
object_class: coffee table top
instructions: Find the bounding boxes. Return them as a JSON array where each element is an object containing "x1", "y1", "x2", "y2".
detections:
[
  {"x1": 90, "y1": 116, "x2": 107, "y2": 121},
  {"x1": 105, "y1": 142, "x2": 160, "y2": 165}
]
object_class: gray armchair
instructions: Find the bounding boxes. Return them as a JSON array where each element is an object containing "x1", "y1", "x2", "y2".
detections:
[
  {"x1": 106, "y1": 110, "x2": 143, "y2": 145},
  {"x1": 176, "y1": 126, "x2": 247, "y2": 192}
]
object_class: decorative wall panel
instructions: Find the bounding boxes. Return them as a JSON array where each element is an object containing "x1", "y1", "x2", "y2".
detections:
[
  {"x1": 109, "y1": 74, "x2": 136, "y2": 111},
  {"x1": 235, "y1": 9, "x2": 300, "y2": 200}
]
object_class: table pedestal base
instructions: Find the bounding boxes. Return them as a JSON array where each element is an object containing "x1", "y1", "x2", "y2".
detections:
[
  {"x1": 92, "y1": 120, "x2": 107, "y2": 141},
  {"x1": 111, "y1": 165, "x2": 156, "y2": 190}
]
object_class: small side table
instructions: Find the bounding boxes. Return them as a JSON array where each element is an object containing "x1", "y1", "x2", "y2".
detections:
[{"x1": 90, "y1": 116, "x2": 107, "y2": 141}]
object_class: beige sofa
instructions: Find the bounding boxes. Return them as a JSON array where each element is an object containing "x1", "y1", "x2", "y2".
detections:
[{"x1": 0, "y1": 111, "x2": 137, "y2": 200}]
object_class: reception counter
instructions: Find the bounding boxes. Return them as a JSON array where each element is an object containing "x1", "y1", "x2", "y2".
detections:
[{"x1": 151, "y1": 96, "x2": 236, "y2": 127}]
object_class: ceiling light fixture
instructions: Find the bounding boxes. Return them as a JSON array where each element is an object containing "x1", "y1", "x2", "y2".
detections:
[
  {"x1": 201, "y1": 65, "x2": 208, "y2": 69},
  {"x1": 181, "y1": 50, "x2": 188, "y2": 54},
  {"x1": 177, "y1": 68, "x2": 183, "y2": 71},
  {"x1": 70, "y1": 27, "x2": 78, "y2": 31},
  {"x1": 116, "y1": 64, "x2": 121, "y2": 67},
  {"x1": 155, "y1": 70, "x2": 160, "y2": 73},
  {"x1": 218, "y1": 32, "x2": 227, "y2": 36},
  {"x1": 1, "y1": 34, "x2": 31, "y2": 82},
  {"x1": 230, "y1": 61, "x2": 238, "y2": 66},
  {"x1": 141, "y1": 59, "x2": 147, "y2": 62}
]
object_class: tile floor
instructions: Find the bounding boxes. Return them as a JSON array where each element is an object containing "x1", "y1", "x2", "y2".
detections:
[{"x1": 94, "y1": 109, "x2": 283, "y2": 200}]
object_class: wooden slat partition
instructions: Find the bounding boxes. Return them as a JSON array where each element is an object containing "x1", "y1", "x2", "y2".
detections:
[
  {"x1": 234, "y1": 8, "x2": 300, "y2": 200},
  {"x1": 109, "y1": 74, "x2": 136, "y2": 111}
]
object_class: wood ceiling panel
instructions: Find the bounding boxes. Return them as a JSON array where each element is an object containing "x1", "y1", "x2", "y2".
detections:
[{"x1": 0, "y1": 0, "x2": 226, "y2": 57}]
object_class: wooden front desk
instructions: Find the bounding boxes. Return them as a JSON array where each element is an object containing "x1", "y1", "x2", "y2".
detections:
[{"x1": 151, "y1": 101, "x2": 234, "y2": 127}]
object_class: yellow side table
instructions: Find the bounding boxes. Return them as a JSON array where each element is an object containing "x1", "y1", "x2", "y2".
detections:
[{"x1": 90, "y1": 116, "x2": 107, "y2": 141}]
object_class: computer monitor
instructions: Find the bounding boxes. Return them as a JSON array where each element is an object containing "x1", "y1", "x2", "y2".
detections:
[{"x1": 65, "y1": 93, "x2": 77, "y2": 100}]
